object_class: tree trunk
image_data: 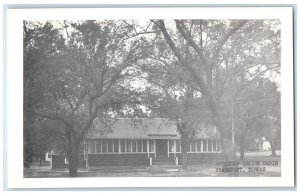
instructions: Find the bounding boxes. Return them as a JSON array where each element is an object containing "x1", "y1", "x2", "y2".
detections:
[
  {"x1": 270, "y1": 139, "x2": 277, "y2": 156},
  {"x1": 271, "y1": 146, "x2": 276, "y2": 156},
  {"x1": 181, "y1": 136, "x2": 189, "y2": 170},
  {"x1": 222, "y1": 137, "x2": 236, "y2": 160},
  {"x1": 68, "y1": 139, "x2": 80, "y2": 177},
  {"x1": 239, "y1": 141, "x2": 245, "y2": 161},
  {"x1": 217, "y1": 119, "x2": 236, "y2": 161},
  {"x1": 270, "y1": 130, "x2": 278, "y2": 156},
  {"x1": 208, "y1": 95, "x2": 237, "y2": 161},
  {"x1": 239, "y1": 130, "x2": 247, "y2": 161},
  {"x1": 39, "y1": 156, "x2": 43, "y2": 166}
]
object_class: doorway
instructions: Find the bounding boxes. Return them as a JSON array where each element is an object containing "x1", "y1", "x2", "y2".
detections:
[{"x1": 156, "y1": 139, "x2": 168, "y2": 158}]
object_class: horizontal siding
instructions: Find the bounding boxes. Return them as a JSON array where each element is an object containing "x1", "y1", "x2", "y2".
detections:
[
  {"x1": 88, "y1": 153, "x2": 150, "y2": 166},
  {"x1": 51, "y1": 155, "x2": 68, "y2": 168},
  {"x1": 177, "y1": 153, "x2": 224, "y2": 165},
  {"x1": 51, "y1": 155, "x2": 86, "y2": 169}
]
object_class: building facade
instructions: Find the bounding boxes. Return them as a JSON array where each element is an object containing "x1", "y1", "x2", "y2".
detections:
[{"x1": 51, "y1": 118, "x2": 223, "y2": 168}]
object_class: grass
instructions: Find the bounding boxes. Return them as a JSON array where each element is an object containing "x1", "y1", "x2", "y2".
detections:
[{"x1": 24, "y1": 151, "x2": 281, "y2": 178}]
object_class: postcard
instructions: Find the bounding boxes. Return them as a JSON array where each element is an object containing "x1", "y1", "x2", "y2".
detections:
[{"x1": 5, "y1": 6, "x2": 294, "y2": 188}]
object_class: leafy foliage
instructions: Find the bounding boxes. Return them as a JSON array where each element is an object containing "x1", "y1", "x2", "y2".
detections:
[
  {"x1": 23, "y1": 20, "x2": 151, "y2": 176},
  {"x1": 24, "y1": 19, "x2": 281, "y2": 173}
]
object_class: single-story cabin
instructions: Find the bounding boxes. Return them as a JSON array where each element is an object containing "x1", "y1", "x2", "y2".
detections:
[{"x1": 51, "y1": 118, "x2": 223, "y2": 168}]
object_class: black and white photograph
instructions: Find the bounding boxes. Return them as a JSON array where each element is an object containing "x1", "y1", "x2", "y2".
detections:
[
  {"x1": 23, "y1": 18, "x2": 282, "y2": 178},
  {"x1": 5, "y1": 7, "x2": 294, "y2": 188}
]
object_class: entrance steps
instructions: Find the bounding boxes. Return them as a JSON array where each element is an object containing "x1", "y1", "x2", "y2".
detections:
[
  {"x1": 152, "y1": 157, "x2": 176, "y2": 165},
  {"x1": 149, "y1": 164, "x2": 182, "y2": 173}
]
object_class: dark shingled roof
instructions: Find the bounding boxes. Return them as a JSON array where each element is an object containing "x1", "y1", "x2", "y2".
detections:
[{"x1": 86, "y1": 118, "x2": 220, "y2": 139}]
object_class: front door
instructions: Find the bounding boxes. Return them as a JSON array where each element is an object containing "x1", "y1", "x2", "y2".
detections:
[{"x1": 156, "y1": 139, "x2": 168, "y2": 158}]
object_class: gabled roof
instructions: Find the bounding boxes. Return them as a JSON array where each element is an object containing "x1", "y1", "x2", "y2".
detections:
[{"x1": 86, "y1": 118, "x2": 220, "y2": 139}]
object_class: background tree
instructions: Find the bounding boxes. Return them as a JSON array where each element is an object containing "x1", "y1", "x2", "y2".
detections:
[
  {"x1": 123, "y1": 19, "x2": 280, "y2": 162},
  {"x1": 233, "y1": 78, "x2": 281, "y2": 160},
  {"x1": 24, "y1": 21, "x2": 66, "y2": 168},
  {"x1": 24, "y1": 20, "x2": 150, "y2": 176},
  {"x1": 149, "y1": 19, "x2": 280, "y2": 159}
]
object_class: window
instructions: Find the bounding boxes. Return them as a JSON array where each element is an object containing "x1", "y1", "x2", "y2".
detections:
[
  {"x1": 114, "y1": 140, "x2": 119, "y2": 153},
  {"x1": 121, "y1": 140, "x2": 126, "y2": 152},
  {"x1": 96, "y1": 140, "x2": 101, "y2": 153},
  {"x1": 102, "y1": 140, "x2": 107, "y2": 153},
  {"x1": 187, "y1": 139, "x2": 222, "y2": 153},
  {"x1": 191, "y1": 140, "x2": 197, "y2": 152},
  {"x1": 126, "y1": 140, "x2": 132, "y2": 152},
  {"x1": 212, "y1": 140, "x2": 217, "y2": 152},
  {"x1": 169, "y1": 140, "x2": 175, "y2": 152},
  {"x1": 132, "y1": 140, "x2": 137, "y2": 152},
  {"x1": 208, "y1": 140, "x2": 212, "y2": 152},
  {"x1": 176, "y1": 140, "x2": 180, "y2": 152},
  {"x1": 216, "y1": 140, "x2": 221, "y2": 152},
  {"x1": 108, "y1": 140, "x2": 113, "y2": 153},
  {"x1": 143, "y1": 140, "x2": 147, "y2": 152},
  {"x1": 88, "y1": 140, "x2": 95, "y2": 154},
  {"x1": 197, "y1": 140, "x2": 201, "y2": 152},
  {"x1": 149, "y1": 140, "x2": 155, "y2": 152},
  {"x1": 203, "y1": 140, "x2": 207, "y2": 152},
  {"x1": 137, "y1": 140, "x2": 142, "y2": 152}
]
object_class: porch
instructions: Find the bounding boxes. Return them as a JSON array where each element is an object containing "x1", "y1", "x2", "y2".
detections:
[{"x1": 83, "y1": 138, "x2": 222, "y2": 167}]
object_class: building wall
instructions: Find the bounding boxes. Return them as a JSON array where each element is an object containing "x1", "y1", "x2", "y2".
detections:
[
  {"x1": 177, "y1": 153, "x2": 225, "y2": 165},
  {"x1": 88, "y1": 153, "x2": 150, "y2": 166},
  {"x1": 51, "y1": 153, "x2": 223, "y2": 168},
  {"x1": 51, "y1": 154, "x2": 86, "y2": 169},
  {"x1": 51, "y1": 138, "x2": 223, "y2": 168}
]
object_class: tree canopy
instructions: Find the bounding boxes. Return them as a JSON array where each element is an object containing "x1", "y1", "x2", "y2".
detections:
[{"x1": 24, "y1": 19, "x2": 281, "y2": 175}]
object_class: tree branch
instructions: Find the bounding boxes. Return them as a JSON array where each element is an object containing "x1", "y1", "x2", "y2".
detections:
[
  {"x1": 213, "y1": 20, "x2": 248, "y2": 59},
  {"x1": 73, "y1": 89, "x2": 88, "y2": 112},
  {"x1": 175, "y1": 20, "x2": 209, "y2": 66},
  {"x1": 157, "y1": 20, "x2": 210, "y2": 96},
  {"x1": 24, "y1": 109, "x2": 59, "y2": 121},
  {"x1": 123, "y1": 20, "x2": 158, "y2": 39}
]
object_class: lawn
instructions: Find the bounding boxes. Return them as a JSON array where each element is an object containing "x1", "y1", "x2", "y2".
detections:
[{"x1": 24, "y1": 151, "x2": 281, "y2": 178}]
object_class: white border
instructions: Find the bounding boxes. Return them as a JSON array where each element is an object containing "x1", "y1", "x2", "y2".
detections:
[{"x1": 6, "y1": 7, "x2": 294, "y2": 188}]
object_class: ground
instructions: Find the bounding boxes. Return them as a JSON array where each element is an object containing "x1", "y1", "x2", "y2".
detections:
[{"x1": 24, "y1": 151, "x2": 281, "y2": 178}]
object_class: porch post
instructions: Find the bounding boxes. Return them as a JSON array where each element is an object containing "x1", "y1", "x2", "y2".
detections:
[
  {"x1": 84, "y1": 140, "x2": 89, "y2": 168},
  {"x1": 118, "y1": 140, "x2": 121, "y2": 153},
  {"x1": 141, "y1": 140, "x2": 143, "y2": 153},
  {"x1": 207, "y1": 139, "x2": 209, "y2": 152},
  {"x1": 174, "y1": 140, "x2": 176, "y2": 158},
  {"x1": 201, "y1": 140, "x2": 203, "y2": 152},
  {"x1": 106, "y1": 140, "x2": 109, "y2": 153},
  {"x1": 50, "y1": 154, "x2": 52, "y2": 169},
  {"x1": 147, "y1": 140, "x2": 149, "y2": 158},
  {"x1": 167, "y1": 140, "x2": 169, "y2": 158},
  {"x1": 125, "y1": 139, "x2": 127, "y2": 152},
  {"x1": 154, "y1": 140, "x2": 156, "y2": 158}
]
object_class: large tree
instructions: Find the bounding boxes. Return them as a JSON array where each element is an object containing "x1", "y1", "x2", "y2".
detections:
[
  {"x1": 126, "y1": 19, "x2": 280, "y2": 160},
  {"x1": 24, "y1": 20, "x2": 150, "y2": 176},
  {"x1": 149, "y1": 19, "x2": 280, "y2": 159}
]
